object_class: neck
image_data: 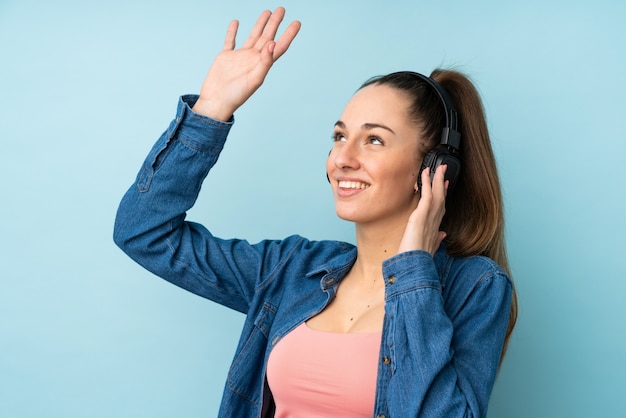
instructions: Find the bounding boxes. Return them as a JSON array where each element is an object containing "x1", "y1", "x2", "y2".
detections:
[{"x1": 350, "y1": 216, "x2": 408, "y2": 285}]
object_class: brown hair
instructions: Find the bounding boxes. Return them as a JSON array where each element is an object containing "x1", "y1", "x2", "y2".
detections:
[{"x1": 361, "y1": 69, "x2": 518, "y2": 362}]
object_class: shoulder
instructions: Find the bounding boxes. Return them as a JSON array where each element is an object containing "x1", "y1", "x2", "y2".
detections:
[
  {"x1": 437, "y1": 250, "x2": 512, "y2": 301},
  {"x1": 449, "y1": 254, "x2": 508, "y2": 281},
  {"x1": 253, "y1": 235, "x2": 356, "y2": 273},
  {"x1": 263, "y1": 234, "x2": 354, "y2": 256}
]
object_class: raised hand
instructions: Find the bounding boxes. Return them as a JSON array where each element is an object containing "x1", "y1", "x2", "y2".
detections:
[
  {"x1": 192, "y1": 7, "x2": 301, "y2": 121},
  {"x1": 397, "y1": 165, "x2": 449, "y2": 256}
]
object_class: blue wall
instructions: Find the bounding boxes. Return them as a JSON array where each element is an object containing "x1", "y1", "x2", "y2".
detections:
[{"x1": 1, "y1": 0, "x2": 624, "y2": 416}]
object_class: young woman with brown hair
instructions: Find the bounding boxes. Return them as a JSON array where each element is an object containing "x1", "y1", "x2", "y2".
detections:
[{"x1": 114, "y1": 7, "x2": 516, "y2": 417}]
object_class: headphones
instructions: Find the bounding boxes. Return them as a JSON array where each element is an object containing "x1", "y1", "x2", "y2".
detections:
[{"x1": 408, "y1": 71, "x2": 462, "y2": 193}]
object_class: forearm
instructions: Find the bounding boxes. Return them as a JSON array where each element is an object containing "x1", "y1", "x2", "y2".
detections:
[{"x1": 113, "y1": 95, "x2": 234, "y2": 296}]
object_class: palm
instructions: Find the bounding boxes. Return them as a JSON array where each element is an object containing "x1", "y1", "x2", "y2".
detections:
[{"x1": 193, "y1": 8, "x2": 301, "y2": 121}]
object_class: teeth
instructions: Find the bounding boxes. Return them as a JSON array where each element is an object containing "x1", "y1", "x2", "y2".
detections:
[{"x1": 338, "y1": 180, "x2": 370, "y2": 189}]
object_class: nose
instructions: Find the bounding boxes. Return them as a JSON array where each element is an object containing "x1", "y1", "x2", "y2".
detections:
[{"x1": 331, "y1": 139, "x2": 360, "y2": 172}]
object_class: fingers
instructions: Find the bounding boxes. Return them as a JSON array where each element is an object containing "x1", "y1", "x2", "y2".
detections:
[
  {"x1": 418, "y1": 165, "x2": 447, "y2": 228},
  {"x1": 223, "y1": 20, "x2": 239, "y2": 51},
  {"x1": 240, "y1": 7, "x2": 300, "y2": 59},
  {"x1": 258, "y1": 7, "x2": 286, "y2": 47},
  {"x1": 242, "y1": 7, "x2": 285, "y2": 50},
  {"x1": 242, "y1": 9, "x2": 272, "y2": 49},
  {"x1": 421, "y1": 165, "x2": 448, "y2": 201},
  {"x1": 432, "y1": 164, "x2": 448, "y2": 201},
  {"x1": 272, "y1": 20, "x2": 301, "y2": 60}
]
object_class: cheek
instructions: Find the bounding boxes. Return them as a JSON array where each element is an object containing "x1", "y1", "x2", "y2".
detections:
[
  {"x1": 406, "y1": 153, "x2": 422, "y2": 185},
  {"x1": 381, "y1": 165, "x2": 420, "y2": 196},
  {"x1": 383, "y1": 157, "x2": 419, "y2": 183}
]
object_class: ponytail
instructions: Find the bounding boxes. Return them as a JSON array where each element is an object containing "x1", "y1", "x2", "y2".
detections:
[{"x1": 431, "y1": 69, "x2": 517, "y2": 360}]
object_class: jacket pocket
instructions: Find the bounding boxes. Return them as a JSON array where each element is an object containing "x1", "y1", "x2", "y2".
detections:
[{"x1": 227, "y1": 301, "x2": 277, "y2": 407}]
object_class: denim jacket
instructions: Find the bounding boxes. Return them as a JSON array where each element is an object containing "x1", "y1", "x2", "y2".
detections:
[{"x1": 113, "y1": 95, "x2": 513, "y2": 418}]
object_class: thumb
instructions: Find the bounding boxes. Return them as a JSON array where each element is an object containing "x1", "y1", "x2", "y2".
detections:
[
  {"x1": 262, "y1": 41, "x2": 276, "y2": 65},
  {"x1": 248, "y1": 41, "x2": 275, "y2": 91},
  {"x1": 434, "y1": 231, "x2": 447, "y2": 254}
]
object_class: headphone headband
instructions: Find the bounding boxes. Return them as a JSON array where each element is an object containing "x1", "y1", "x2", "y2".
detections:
[{"x1": 402, "y1": 71, "x2": 461, "y2": 153}]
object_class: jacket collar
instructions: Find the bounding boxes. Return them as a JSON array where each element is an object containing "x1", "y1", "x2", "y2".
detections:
[{"x1": 305, "y1": 243, "x2": 357, "y2": 290}]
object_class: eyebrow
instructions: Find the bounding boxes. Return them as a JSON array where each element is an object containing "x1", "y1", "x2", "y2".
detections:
[{"x1": 334, "y1": 120, "x2": 396, "y2": 135}]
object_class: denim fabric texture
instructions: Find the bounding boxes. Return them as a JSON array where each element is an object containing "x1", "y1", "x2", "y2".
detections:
[{"x1": 114, "y1": 96, "x2": 513, "y2": 418}]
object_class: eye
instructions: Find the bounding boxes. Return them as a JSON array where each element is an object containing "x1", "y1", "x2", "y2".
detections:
[
  {"x1": 332, "y1": 132, "x2": 347, "y2": 142},
  {"x1": 368, "y1": 136, "x2": 384, "y2": 145}
]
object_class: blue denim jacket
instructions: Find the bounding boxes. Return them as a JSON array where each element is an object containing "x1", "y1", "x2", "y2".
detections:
[{"x1": 114, "y1": 96, "x2": 513, "y2": 418}]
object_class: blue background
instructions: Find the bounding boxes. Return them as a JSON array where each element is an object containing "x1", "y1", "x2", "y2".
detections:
[{"x1": 1, "y1": 0, "x2": 624, "y2": 416}]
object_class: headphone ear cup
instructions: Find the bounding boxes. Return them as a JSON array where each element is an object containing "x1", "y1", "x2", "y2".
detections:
[
  {"x1": 418, "y1": 150, "x2": 461, "y2": 192},
  {"x1": 326, "y1": 149, "x2": 332, "y2": 183}
]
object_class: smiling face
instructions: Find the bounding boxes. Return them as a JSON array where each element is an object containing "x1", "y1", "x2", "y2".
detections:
[{"x1": 327, "y1": 84, "x2": 424, "y2": 227}]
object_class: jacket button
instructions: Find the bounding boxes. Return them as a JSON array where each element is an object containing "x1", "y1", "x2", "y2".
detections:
[
  {"x1": 382, "y1": 356, "x2": 391, "y2": 365},
  {"x1": 388, "y1": 276, "x2": 396, "y2": 284},
  {"x1": 377, "y1": 415, "x2": 386, "y2": 418}
]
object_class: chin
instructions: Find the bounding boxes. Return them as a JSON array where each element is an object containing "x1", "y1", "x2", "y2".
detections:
[
  {"x1": 334, "y1": 201, "x2": 414, "y2": 227},
  {"x1": 334, "y1": 207, "x2": 373, "y2": 224}
]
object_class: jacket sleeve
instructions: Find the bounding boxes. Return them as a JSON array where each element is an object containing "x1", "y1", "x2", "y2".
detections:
[
  {"x1": 377, "y1": 250, "x2": 512, "y2": 418},
  {"x1": 113, "y1": 95, "x2": 293, "y2": 313}
]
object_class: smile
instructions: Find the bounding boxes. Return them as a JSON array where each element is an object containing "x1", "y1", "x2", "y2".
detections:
[{"x1": 338, "y1": 180, "x2": 370, "y2": 189}]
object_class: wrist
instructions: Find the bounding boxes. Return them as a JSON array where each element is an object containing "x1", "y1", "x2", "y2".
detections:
[{"x1": 191, "y1": 97, "x2": 234, "y2": 122}]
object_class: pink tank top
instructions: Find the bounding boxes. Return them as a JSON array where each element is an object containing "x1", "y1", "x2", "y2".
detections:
[{"x1": 266, "y1": 322, "x2": 382, "y2": 418}]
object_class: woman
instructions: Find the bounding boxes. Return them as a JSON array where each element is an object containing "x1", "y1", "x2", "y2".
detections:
[{"x1": 114, "y1": 7, "x2": 517, "y2": 418}]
